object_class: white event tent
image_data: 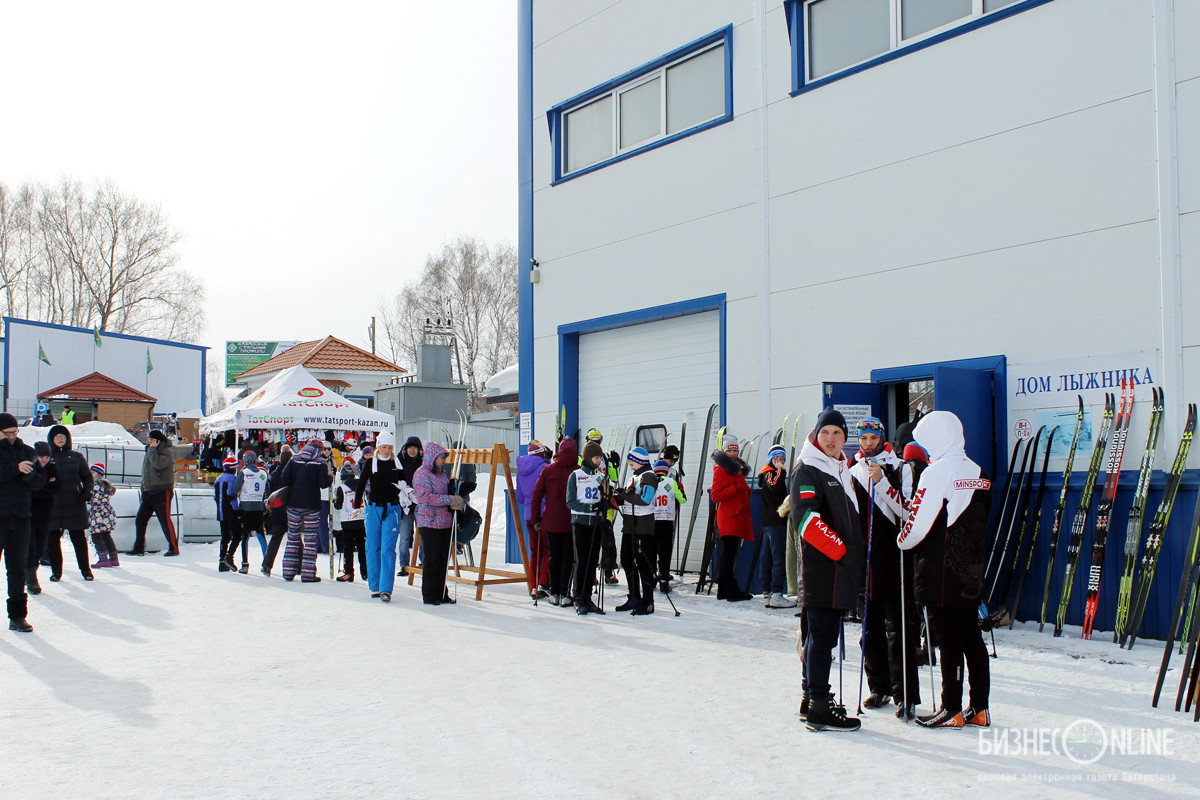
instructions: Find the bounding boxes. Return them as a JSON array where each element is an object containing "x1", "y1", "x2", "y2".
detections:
[{"x1": 199, "y1": 365, "x2": 394, "y2": 436}]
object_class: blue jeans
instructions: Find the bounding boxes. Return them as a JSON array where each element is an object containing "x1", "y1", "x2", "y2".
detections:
[
  {"x1": 803, "y1": 607, "x2": 843, "y2": 701},
  {"x1": 759, "y1": 525, "x2": 786, "y2": 594},
  {"x1": 317, "y1": 500, "x2": 331, "y2": 553},
  {"x1": 397, "y1": 510, "x2": 416, "y2": 572},
  {"x1": 365, "y1": 504, "x2": 402, "y2": 594}
]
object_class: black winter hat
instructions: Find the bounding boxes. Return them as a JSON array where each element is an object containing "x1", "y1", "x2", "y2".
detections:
[
  {"x1": 34, "y1": 441, "x2": 50, "y2": 456},
  {"x1": 814, "y1": 407, "x2": 848, "y2": 439},
  {"x1": 149, "y1": 430, "x2": 168, "y2": 443},
  {"x1": 0, "y1": 412, "x2": 18, "y2": 430},
  {"x1": 663, "y1": 445, "x2": 680, "y2": 461}
]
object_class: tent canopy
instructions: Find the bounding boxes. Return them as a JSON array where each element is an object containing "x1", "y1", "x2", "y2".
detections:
[{"x1": 199, "y1": 365, "x2": 393, "y2": 434}]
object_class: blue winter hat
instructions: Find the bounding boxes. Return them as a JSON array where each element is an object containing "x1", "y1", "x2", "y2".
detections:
[
  {"x1": 653, "y1": 459, "x2": 670, "y2": 475},
  {"x1": 767, "y1": 444, "x2": 786, "y2": 463},
  {"x1": 856, "y1": 416, "x2": 885, "y2": 437},
  {"x1": 627, "y1": 447, "x2": 651, "y2": 467}
]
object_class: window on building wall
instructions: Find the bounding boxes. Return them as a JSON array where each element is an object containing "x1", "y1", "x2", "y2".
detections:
[
  {"x1": 552, "y1": 27, "x2": 732, "y2": 183},
  {"x1": 797, "y1": 0, "x2": 1043, "y2": 85}
]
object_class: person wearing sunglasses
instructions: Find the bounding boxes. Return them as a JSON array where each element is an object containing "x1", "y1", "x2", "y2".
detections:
[
  {"x1": 0, "y1": 412, "x2": 48, "y2": 632},
  {"x1": 848, "y1": 416, "x2": 921, "y2": 719}
]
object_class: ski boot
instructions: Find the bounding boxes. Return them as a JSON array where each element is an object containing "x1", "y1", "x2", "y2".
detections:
[
  {"x1": 862, "y1": 693, "x2": 890, "y2": 710},
  {"x1": 916, "y1": 707, "x2": 964, "y2": 728},
  {"x1": 631, "y1": 601, "x2": 655, "y2": 616},
  {"x1": 962, "y1": 707, "x2": 991, "y2": 727},
  {"x1": 615, "y1": 596, "x2": 640, "y2": 612}
]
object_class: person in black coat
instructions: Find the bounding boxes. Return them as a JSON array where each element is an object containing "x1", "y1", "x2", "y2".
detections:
[
  {"x1": 25, "y1": 441, "x2": 60, "y2": 595},
  {"x1": 396, "y1": 435, "x2": 423, "y2": 576},
  {"x1": 45, "y1": 425, "x2": 95, "y2": 581},
  {"x1": 0, "y1": 412, "x2": 48, "y2": 632},
  {"x1": 790, "y1": 409, "x2": 865, "y2": 732},
  {"x1": 260, "y1": 445, "x2": 292, "y2": 577}
]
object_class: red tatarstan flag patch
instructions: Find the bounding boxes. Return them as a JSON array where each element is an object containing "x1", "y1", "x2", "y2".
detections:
[{"x1": 797, "y1": 485, "x2": 816, "y2": 500}]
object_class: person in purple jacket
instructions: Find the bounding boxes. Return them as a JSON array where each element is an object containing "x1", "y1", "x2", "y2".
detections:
[
  {"x1": 412, "y1": 442, "x2": 464, "y2": 605},
  {"x1": 515, "y1": 439, "x2": 551, "y2": 598}
]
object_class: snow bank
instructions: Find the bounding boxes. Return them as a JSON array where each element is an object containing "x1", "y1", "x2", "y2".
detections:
[
  {"x1": 482, "y1": 362, "x2": 518, "y2": 397},
  {"x1": 21, "y1": 420, "x2": 142, "y2": 446}
]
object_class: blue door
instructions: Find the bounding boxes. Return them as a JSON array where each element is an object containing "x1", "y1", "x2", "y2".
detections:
[
  {"x1": 821, "y1": 383, "x2": 885, "y2": 459},
  {"x1": 932, "y1": 365, "x2": 997, "y2": 478}
]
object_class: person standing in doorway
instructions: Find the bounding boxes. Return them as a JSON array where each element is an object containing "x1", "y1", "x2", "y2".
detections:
[{"x1": 128, "y1": 430, "x2": 178, "y2": 556}]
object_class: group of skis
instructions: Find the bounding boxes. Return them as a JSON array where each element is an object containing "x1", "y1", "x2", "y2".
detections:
[
  {"x1": 982, "y1": 381, "x2": 1200, "y2": 662},
  {"x1": 681, "y1": 408, "x2": 805, "y2": 596}
]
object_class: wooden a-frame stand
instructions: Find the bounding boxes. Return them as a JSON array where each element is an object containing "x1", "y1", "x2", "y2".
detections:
[{"x1": 406, "y1": 443, "x2": 530, "y2": 601}]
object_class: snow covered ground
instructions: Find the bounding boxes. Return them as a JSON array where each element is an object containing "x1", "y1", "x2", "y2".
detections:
[{"x1": 5, "y1": 544, "x2": 1200, "y2": 800}]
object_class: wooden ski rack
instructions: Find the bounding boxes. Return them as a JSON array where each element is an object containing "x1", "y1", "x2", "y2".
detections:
[{"x1": 406, "y1": 443, "x2": 530, "y2": 601}]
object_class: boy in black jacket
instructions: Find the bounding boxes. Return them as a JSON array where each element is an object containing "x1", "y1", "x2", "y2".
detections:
[
  {"x1": 757, "y1": 444, "x2": 793, "y2": 608},
  {"x1": 790, "y1": 409, "x2": 865, "y2": 732}
]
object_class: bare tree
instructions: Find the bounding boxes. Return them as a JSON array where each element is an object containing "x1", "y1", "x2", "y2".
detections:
[
  {"x1": 0, "y1": 177, "x2": 206, "y2": 343},
  {"x1": 376, "y1": 236, "x2": 518, "y2": 406}
]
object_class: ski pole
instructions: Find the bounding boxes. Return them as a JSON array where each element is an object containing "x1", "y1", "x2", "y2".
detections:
[
  {"x1": 857, "y1": 477, "x2": 875, "y2": 716},
  {"x1": 838, "y1": 618, "x2": 845, "y2": 710},
  {"x1": 923, "y1": 607, "x2": 937, "y2": 709},
  {"x1": 899, "y1": 551, "x2": 911, "y2": 721},
  {"x1": 635, "y1": 541, "x2": 679, "y2": 616}
]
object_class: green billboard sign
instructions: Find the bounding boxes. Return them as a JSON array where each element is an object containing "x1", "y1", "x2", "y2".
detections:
[{"x1": 225, "y1": 341, "x2": 296, "y2": 386}]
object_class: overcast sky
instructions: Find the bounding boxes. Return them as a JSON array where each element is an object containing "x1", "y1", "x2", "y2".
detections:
[{"x1": 0, "y1": 0, "x2": 517, "y2": 381}]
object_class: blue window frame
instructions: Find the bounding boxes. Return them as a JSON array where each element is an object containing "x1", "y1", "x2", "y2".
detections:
[
  {"x1": 785, "y1": 0, "x2": 1055, "y2": 96},
  {"x1": 548, "y1": 26, "x2": 734, "y2": 185}
]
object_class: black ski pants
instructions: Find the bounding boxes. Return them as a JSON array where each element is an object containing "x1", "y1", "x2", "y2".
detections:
[
  {"x1": 619, "y1": 528, "x2": 655, "y2": 604},
  {"x1": 716, "y1": 535, "x2": 742, "y2": 597},
  {"x1": 338, "y1": 520, "x2": 368, "y2": 577},
  {"x1": 600, "y1": 516, "x2": 617, "y2": 575},
  {"x1": 419, "y1": 526, "x2": 452, "y2": 604},
  {"x1": 132, "y1": 488, "x2": 177, "y2": 553},
  {"x1": 1, "y1": 516, "x2": 30, "y2": 620},
  {"x1": 802, "y1": 606, "x2": 843, "y2": 702},
  {"x1": 863, "y1": 555, "x2": 921, "y2": 704},
  {"x1": 545, "y1": 529, "x2": 572, "y2": 598},
  {"x1": 654, "y1": 519, "x2": 675, "y2": 579},
  {"x1": 571, "y1": 522, "x2": 601, "y2": 602},
  {"x1": 26, "y1": 502, "x2": 53, "y2": 585},
  {"x1": 927, "y1": 606, "x2": 990, "y2": 713},
  {"x1": 262, "y1": 519, "x2": 287, "y2": 572},
  {"x1": 47, "y1": 529, "x2": 92, "y2": 579}
]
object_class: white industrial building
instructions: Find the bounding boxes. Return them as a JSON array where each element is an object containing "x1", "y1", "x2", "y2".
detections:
[{"x1": 517, "y1": 0, "x2": 1198, "y2": 632}]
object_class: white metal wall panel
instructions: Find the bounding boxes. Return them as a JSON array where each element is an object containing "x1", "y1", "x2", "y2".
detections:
[
  {"x1": 5, "y1": 320, "x2": 206, "y2": 417},
  {"x1": 578, "y1": 311, "x2": 720, "y2": 571}
]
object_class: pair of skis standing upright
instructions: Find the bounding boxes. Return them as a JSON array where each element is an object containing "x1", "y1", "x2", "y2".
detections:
[{"x1": 982, "y1": 381, "x2": 1197, "y2": 647}]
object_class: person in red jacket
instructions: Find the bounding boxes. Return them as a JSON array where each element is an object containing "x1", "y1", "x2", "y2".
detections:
[
  {"x1": 711, "y1": 433, "x2": 753, "y2": 601},
  {"x1": 530, "y1": 438, "x2": 578, "y2": 606}
]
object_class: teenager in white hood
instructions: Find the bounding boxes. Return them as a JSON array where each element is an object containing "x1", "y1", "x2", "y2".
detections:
[
  {"x1": 789, "y1": 408, "x2": 865, "y2": 732},
  {"x1": 897, "y1": 411, "x2": 992, "y2": 729}
]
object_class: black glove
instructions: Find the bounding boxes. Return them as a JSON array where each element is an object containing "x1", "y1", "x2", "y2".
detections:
[{"x1": 608, "y1": 450, "x2": 620, "y2": 469}]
